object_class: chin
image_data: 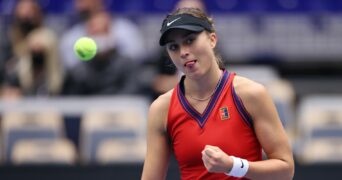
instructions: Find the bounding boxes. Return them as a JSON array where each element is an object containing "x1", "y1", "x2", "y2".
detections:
[{"x1": 184, "y1": 69, "x2": 204, "y2": 80}]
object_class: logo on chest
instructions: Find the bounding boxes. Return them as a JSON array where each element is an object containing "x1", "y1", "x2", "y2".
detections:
[{"x1": 219, "y1": 106, "x2": 230, "y2": 120}]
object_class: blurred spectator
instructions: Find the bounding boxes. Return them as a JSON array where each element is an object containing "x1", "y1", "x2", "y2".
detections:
[
  {"x1": 62, "y1": 12, "x2": 138, "y2": 95},
  {"x1": 2, "y1": 28, "x2": 64, "y2": 98},
  {"x1": 59, "y1": 0, "x2": 145, "y2": 70},
  {"x1": 1, "y1": 0, "x2": 64, "y2": 99},
  {"x1": 174, "y1": 0, "x2": 206, "y2": 11},
  {"x1": 138, "y1": 48, "x2": 179, "y2": 101},
  {"x1": 9, "y1": 0, "x2": 43, "y2": 57},
  {"x1": 0, "y1": 0, "x2": 44, "y2": 87}
]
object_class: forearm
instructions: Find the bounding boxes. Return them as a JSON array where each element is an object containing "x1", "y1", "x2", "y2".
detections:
[
  {"x1": 141, "y1": 166, "x2": 168, "y2": 180},
  {"x1": 245, "y1": 159, "x2": 294, "y2": 180}
]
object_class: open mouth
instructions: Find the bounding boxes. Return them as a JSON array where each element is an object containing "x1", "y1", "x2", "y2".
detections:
[{"x1": 184, "y1": 60, "x2": 197, "y2": 67}]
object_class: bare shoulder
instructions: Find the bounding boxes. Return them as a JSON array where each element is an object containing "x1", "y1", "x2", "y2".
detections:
[
  {"x1": 233, "y1": 75, "x2": 268, "y2": 102},
  {"x1": 148, "y1": 89, "x2": 174, "y2": 130},
  {"x1": 149, "y1": 90, "x2": 173, "y2": 114}
]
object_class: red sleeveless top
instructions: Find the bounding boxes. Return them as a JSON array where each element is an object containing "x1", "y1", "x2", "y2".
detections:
[{"x1": 167, "y1": 70, "x2": 262, "y2": 180}]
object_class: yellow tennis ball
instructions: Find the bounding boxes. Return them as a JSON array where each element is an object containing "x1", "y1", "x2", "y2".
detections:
[{"x1": 74, "y1": 37, "x2": 97, "y2": 61}]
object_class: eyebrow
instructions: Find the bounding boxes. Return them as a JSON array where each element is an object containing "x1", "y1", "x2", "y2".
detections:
[{"x1": 166, "y1": 32, "x2": 199, "y2": 44}]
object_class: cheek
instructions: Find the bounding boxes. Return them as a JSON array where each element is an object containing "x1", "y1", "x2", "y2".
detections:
[
  {"x1": 194, "y1": 44, "x2": 212, "y2": 60},
  {"x1": 167, "y1": 53, "x2": 182, "y2": 67}
]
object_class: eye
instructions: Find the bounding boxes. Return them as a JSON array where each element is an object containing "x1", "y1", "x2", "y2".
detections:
[
  {"x1": 185, "y1": 38, "x2": 193, "y2": 45},
  {"x1": 167, "y1": 43, "x2": 178, "y2": 51},
  {"x1": 185, "y1": 35, "x2": 196, "y2": 45}
]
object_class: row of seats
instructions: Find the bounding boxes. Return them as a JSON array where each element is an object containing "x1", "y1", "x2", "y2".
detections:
[
  {"x1": 0, "y1": 96, "x2": 150, "y2": 165},
  {"x1": 216, "y1": 15, "x2": 342, "y2": 60},
  {"x1": 80, "y1": 109, "x2": 146, "y2": 163},
  {"x1": 0, "y1": 109, "x2": 146, "y2": 165},
  {"x1": 294, "y1": 95, "x2": 342, "y2": 164},
  {"x1": 2, "y1": 111, "x2": 66, "y2": 164},
  {"x1": 134, "y1": 14, "x2": 342, "y2": 61}
]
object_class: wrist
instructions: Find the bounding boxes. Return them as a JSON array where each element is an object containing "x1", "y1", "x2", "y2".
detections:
[
  {"x1": 225, "y1": 156, "x2": 249, "y2": 178},
  {"x1": 225, "y1": 156, "x2": 233, "y2": 173}
]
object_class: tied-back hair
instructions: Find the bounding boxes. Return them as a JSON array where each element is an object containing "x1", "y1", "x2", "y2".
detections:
[
  {"x1": 171, "y1": 8, "x2": 215, "y2": 32},
  {"x1": 166, "y1": 7, "x2": 225, "y2": 69}
]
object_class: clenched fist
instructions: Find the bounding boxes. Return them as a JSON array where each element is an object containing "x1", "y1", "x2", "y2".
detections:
[{"x1": 201, "y1": 145, "x2": 233, "y2": 173}]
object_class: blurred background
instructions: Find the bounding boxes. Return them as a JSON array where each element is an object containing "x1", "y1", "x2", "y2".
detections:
[{"x1": 0, "y1": 0, "x2": 342, "y2": 179}]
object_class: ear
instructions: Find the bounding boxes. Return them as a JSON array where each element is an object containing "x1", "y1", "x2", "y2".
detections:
[{"x1": 209, "y1": 33, "x2": 217, "y2": 48}]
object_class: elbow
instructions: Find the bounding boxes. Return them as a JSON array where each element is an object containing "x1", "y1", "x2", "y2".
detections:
[
  {"x1": 281, "y1": 154, "x2": 295, "y2": 180},
  {"x1": 284, "y1": 170, "x2": 295, "y2": 180},
  {"x1": 284, "y1": 161, "x2": 295, "y2": 180},
  {"x1": 275, "y1": 165, "x2": 294, "y2": 180},
  {"x1": 289, "y1": 164, "x2": 295, "y2": 180},
  {"x1": 276, "y1": 158, "x2": 295, "y2": 180}
]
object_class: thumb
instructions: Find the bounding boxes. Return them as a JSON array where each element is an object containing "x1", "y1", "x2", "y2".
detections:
[{"x1": 204, "y1": 147, "x2": 216, "y2": 157}]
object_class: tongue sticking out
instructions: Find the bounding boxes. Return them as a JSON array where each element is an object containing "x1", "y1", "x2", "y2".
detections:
[{"x1": 185, "y1": 60, "x2": 196, "y2": 68}]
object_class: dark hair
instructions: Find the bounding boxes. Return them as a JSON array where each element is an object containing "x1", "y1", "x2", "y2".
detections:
[
  {"x1": 166, "y1": 8, "x2": 225, "y2": 69},
  {"x1": 171, "y1": 8, "x2": 215, "y2": 32}
]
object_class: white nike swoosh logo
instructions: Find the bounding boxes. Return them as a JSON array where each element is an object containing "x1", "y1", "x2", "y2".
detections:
[{"x1": 167, "y1": 17, "x2": 181, "y2": 26}]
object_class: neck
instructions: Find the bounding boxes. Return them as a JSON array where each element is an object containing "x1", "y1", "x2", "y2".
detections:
[{"x1": 185, "y1": 68, "x2": 223, "y2": 101}]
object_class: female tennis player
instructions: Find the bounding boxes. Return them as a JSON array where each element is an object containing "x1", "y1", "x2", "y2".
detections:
[{"x1": 142, "y1": 7, "x2": 294, "y2": 180}]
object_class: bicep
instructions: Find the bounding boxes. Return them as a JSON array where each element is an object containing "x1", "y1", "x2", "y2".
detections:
[
  {"x1": 142, "y1": 100, "x2": 171, "y2": 180},
  {"x1": 248, "y1": 86, "x2": 293, "y2": 162},
  {"x1": 234, "y1": 76, "x2": 294, "y2": 179}
]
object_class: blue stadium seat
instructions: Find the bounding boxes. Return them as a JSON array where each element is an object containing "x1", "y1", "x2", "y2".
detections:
[
  {"x1": 11, "y1": 138, "x2": 77, "y2": 165},
  {"x1": 79, "y1": 96, "x2": 149, "y2": 164},
  {"x1": 295, "y1": 95, "x2": 342, "y2": 164},
  {"x1": 96, "y1": 138, "x2": 146, "y2": 164},
  {"x1": 1, "y1": 111, "x2": 65, "y2": 163}
]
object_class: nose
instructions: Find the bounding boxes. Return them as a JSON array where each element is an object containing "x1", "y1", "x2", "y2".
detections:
[{"x1": 180, "y1": 45, "x2": 189, "y2": 59}]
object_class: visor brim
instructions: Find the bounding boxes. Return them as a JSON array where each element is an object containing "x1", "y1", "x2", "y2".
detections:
[{"x1": 159, "y1": 25, "x2": 204, "y2": 46}]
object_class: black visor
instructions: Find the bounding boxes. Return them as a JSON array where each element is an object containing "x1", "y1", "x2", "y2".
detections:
[{"x1": 159, "y1": 14, "x2": 213, "y2": 46}]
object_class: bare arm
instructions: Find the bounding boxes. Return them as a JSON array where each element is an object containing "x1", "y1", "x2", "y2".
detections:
[
  {"x1": 235, "y1": 76, "x2": 294, "y2": 180},
  {"x1": 141, "y1": 92, "x2": 172, "y2": 180},
  {"x1": 201, "y1": 76, "x2": 294, "y2": 180}
]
